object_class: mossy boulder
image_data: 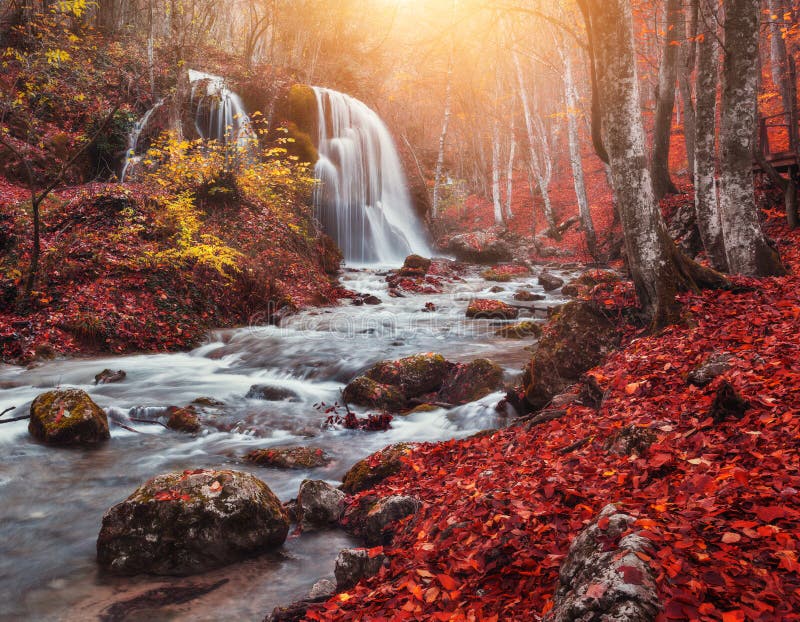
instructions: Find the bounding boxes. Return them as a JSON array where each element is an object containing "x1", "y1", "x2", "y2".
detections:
[
  {"x1": 398, "y1": 254, "x2": 431, "y2": 277},
  {"x1": 481, "y1": 269, "x2": 513, "y2": 282},
  {"x1": 466, "y1": 299, "x2": 519, "y2": 320},
  {"x1": 29, "y1": 389, "x2": 109, "y2": 446},
  {"x1": 494, "y1": 321, "x2": 543, "y2": 339},
  {"x1": 286, "y1": 84, "x2": 318, "y2": 135},
  {"x1": 245, "y1": 446, "x2": 332, "y2": 469},
  {"x1": 341, "y1": 443, "x2": 413, "y2": 494},
  {"x1": 438, "y1": 359, "x2": 504, "y2": 405},
  {"x1": 97, "y1": 469, "x2": 289, "y2": 576},
  {"x1": 342, "y1": 376, "x2": 407, "y2": 411},
  {"x1": 166, "y1": 406, "x2": 201, "y2": 433},
  {"x1": 522, "y1": 301, "x2": 620, "y2": 411},
  {"x1": 365, "y1": 353, "x2": 450, "y2": 398}
]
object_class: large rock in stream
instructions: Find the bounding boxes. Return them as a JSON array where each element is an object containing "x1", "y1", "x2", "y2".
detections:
[
  {"x1": 341, "y1": 443, "x2": 414, "y2": 494},
  {"x1": 342, "y1": 353, "x2": 503, "y2": 412},
  {"x1": 29, "y1": 389, "x2": 110, "y2": 446},
  {"x1": 97, "y1": 469, "x2": 289, "y2": 575},
  {"x1": 522, "y1": 301, "x2": 620, "y2": 411}
]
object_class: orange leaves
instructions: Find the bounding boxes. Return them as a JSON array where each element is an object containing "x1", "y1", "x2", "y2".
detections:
[{"x1": 436, "y1": 573, "x2": 459, "y2": 591}]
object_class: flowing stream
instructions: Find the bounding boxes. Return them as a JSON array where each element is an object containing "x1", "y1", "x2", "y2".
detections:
[{"x1": 0, "y1": 266, "x2": 571, "y2": 621}]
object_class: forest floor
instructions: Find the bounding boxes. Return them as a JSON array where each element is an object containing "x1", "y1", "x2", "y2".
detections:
[
  {"x1": 307, "y1": 204, "x2": 800, "y2": 621},
  {"x1": 0, "y1": 180, "x2": 343, "y2": 364}
]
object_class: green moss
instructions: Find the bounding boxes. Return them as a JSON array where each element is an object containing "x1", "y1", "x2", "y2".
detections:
[
  {"x1": 341, "y1": 443, "x2": 413, "y2": 494},
  {"x1": 284, "y1": 121, "x2": 318, "y2": 165},
  {"x1": 287, "y1": 84, "x2": 318, "y2": 136}
]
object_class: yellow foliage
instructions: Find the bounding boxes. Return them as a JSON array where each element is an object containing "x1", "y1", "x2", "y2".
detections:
[{"x1": 151, "y1": 192, "x2": 241, "y2": 277}]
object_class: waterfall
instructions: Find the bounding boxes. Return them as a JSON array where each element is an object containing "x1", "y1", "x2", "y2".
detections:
[
  {"x1": 189, "y1": 69, "x2": 255, "y2": 149},
  {"x1": 312, "y1": 87, "x2": 431, "y2": 264},
  {"x1": 120, "y1": 98, "x2": 164, "y2": 182}
]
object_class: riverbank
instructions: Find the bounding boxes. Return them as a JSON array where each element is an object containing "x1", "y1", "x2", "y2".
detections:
[
  {"x1": 0, "y1": 181, "x2": 343, "y2": 365},
  {"x1": 305, "y1": 211, "x2": 800, "y2": 621}
]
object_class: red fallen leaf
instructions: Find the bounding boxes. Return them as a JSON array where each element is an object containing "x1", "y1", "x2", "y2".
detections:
[
  {"x1": 754, "y1": 505, "x2": 787, "y2": 522},
  {"x1": 436, "y1": 574, "x2": 459, "y2": 590},
  {"x1": 625, "y1": 382, "x2": 641, "y2": 395},
  {"x1": 721, "y1": 610, "x2": 745, "y2": 622},
  {"x1": 585, "y1": 582, "x2": 606, "y2": 598},
  {"x1": 721, "y1": 532, "x2": 741, "y2": 544},
  {"x1": 208, "y1": 480, "x2": 222, "y2": 492},
  {"x1": 153, "y1": 491, "x2": 172, "y2": 501},
  {"x1": 618, "y1": 565, "x2": 644, "y2": 585},
  {"x1": 597, "y1": 516, "x2": 610, "y2": 530},
  {"x1": 649, "y1": 453, "x2": 672, "y2": 468}
]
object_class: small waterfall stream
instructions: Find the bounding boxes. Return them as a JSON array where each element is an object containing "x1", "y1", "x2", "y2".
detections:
[
  {"x1": 189, "y1": 69, "x2": 256, "y2": 149},
  {"x1": 312, "y1": 87, "x2": 431, "y2": 264},
  {"x1": 119, "y1": 98, "x2": 164, "y2": 182}
]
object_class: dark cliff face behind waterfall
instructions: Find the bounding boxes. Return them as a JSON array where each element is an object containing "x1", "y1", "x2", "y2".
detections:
[{"x1": 312, "y1": 87, "x2": 432, "y2": 264}]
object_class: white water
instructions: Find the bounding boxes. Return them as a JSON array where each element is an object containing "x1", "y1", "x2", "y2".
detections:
[
  {"x1": 0, "y1": 266, "x2": 571, "y2": 621},
  {"x1": 189, "y1": 69, "x2": 256, "y2": 150},
  {"x1": 312, "y1": 87, "x2": 432, "y2": 264},
  {"x1": 119, "y1": 98, "x2": 164, "y2": 182}
]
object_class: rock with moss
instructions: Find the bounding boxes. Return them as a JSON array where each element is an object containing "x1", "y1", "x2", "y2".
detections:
[
  {"x1": 166, "y1": 406, "x2": 201, "y2": 433},
  {"x1": 438, "y1": 359, "x2": 503, "y2": 405},
  {"x1": 97, "y1": 469, "x2": 289, "y2": 576},
  {"x1": 398, "y1": 254, "x2": 431, "y2": 277},
  {"x1": 481, "y1": 268, "x2": 513, "y2": 282},
  {"x1": 494, "y1": 321, "x2": 543, "y2": 339},
  {"x1": 245, "y1": 446, "x2": 332, "y2": 469},
  {"x1": 29, "y1": 389, "x2": 109, "y2": 446},
  {"x1": 522, "y1": 301, "x2": 619, "y2": 411},
  {"x1": 341, "y1": 443, "x2": 413, "y2": 494},
  {"x1": 364, "y1": 353, "x2": 450, "y2": 398},
  {"x1": 341, "y1": 376, "x2": 407, "y2": 411},
  {"x1": 466, "y1": 299, "x2": 519, "y2": 320},
  {"x1": 297, "y1": 479, "x2": 346, "y2": 529}
]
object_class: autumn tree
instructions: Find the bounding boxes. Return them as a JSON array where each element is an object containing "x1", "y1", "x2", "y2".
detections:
[
  {"x1": 650, "y1": 0, "x2": 681, "y2": 201},
  {"x1": 579, "y1": 0, "x2": 726, "y2": 326},
  {"x1": 718, "y1": 0, "x2": 785, "y2": 275}
]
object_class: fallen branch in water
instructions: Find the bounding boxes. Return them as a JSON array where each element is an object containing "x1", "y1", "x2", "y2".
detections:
[
  {"x1": 0, "y1": 415, "x2": 30, "y2": 424},
  {"x1": 0, "y1": 406, "x2": 16, "y2": 418},
  {"x1": 129, "y1": 417, "x2": 168, "y2": 428}
]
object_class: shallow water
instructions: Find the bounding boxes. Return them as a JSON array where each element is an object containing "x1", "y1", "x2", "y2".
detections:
[{"x1": 0, "y1": 266, "x2": 570, "y2": 621}]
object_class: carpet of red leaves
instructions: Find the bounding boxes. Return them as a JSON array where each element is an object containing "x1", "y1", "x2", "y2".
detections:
[
  {"x1": 307, "y1": 213, "x2": 800, "y2": 622},
  {"x1": 0, "y1": 182, "x2": 339, "y2": 363}
]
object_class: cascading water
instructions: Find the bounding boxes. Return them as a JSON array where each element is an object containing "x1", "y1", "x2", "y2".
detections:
[
  {"x1": 119, "y1": 98, "x2": 164, "y2": 182},
  {"x1": 312, "y1": 87, "x2": 431, "y2": 264},
  {"x1": 189, "y1": 69, "x2": 256, "y2": 149}
]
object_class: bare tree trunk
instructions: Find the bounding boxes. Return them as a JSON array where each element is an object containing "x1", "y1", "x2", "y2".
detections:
[
  {"x1": 492, "y1": 117, "x2": 503, "y2": 225},
  {"x1": 513, "y1": 51, "x2": 557, "y2": 234},
  {"x1": 582, "y1": 0, "x2": 728, "y2": 326},
  {"x1": 559, "y1": 37, "x2": 597, "y2": 257},
  {"x1": 693, "y1": 0, "x2": 728, "y2": 270},
  {"x1": 718, "y1": 0, "x2": 785, "y2": 275},
  {"x1": 679, "y1": 0, "x2": 699, "y2": 179},
  {"x1": 505, "y1": 113, "x2": 516, "y2": 220},
  {"x1": 767, "y1": 0, "x2": 799, "y2": 227},
  {"x1": 651, "y1": 0, "x2": 682, "y2": 201},
  {"x1": 431, "y1": 60, "x2": 452, "y2": 219}
]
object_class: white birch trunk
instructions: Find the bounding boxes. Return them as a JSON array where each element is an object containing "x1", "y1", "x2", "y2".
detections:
[{"x1": 718, "y1": 0, "x2": 784, "y2": 275}]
